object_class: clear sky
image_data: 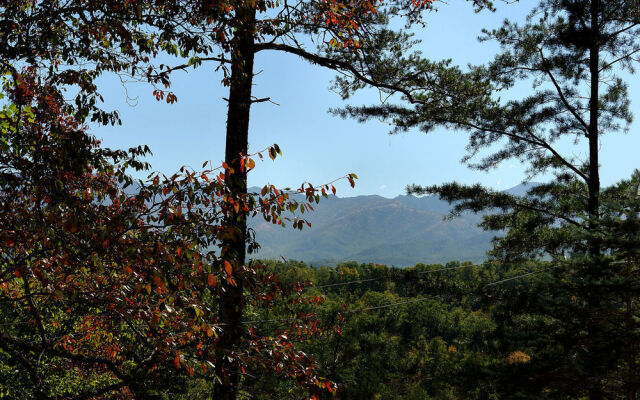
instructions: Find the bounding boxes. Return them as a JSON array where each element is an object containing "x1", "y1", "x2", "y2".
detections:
[{"x1": 92, "y1": 1, "x2": 640, "y2": 198}]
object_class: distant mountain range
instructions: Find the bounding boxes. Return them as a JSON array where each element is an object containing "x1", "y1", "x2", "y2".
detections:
[{"x1": 249, "y1": 183, "x2": 534, "y2": 267}]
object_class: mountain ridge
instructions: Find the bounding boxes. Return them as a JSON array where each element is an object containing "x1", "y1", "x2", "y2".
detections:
[{"x1": 249, "y1": 183, "x2": 535, "y2": 266}]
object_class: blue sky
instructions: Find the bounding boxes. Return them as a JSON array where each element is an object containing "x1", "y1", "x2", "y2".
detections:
[{"x1": 92, "y1": 1, "x2": 640, "y2": 198}]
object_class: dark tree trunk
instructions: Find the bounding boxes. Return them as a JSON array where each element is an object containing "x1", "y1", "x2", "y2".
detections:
[
  {"x1": 626, "y1": 251, "x2": 637, "y2": 400},
  {"x1": 213, "y1": 4, "x2": 256, "y2": 400},
  {"x1": 588, "y1": 2, "x2": 604, "y2": 400},
  {"x1": 587, "y1": 0, "x2": 601, "y2": 249}
]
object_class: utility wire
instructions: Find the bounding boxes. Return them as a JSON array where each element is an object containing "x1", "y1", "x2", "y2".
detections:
[
  {"x1": 0, "y1": 266, "x2": 551, "y2": 330},
  {"x1": 311, "y1": 278, "x2": 378, "y2": 289},
  {"x1": 309, "y1": 263, "x2": 478, "y2": 290},
  {"x1": 242, "y1": 267, "x2": 547, "y2": 326},
  {"x1": 484, "y1": 270, "x2": 542, "y2": 286},
  {"x1": 242, "y1": 298, "x2": 437, "y2": 325},
  {"x1": 347, "y1": 297, "x2": 434, "y2": 313}
]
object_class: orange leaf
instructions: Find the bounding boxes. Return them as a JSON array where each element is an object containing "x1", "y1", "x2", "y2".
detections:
[
  {"x1": 174, "y1": 353, "x2": 181, "y2": 369},
  {"x1": 208, "y1": 274, "x2": 217, "y2": 287},
  {"x1": 224, "y1": 260, "x2": 233, "y2": 276}
]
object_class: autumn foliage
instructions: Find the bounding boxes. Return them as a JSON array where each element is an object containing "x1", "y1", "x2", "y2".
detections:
[
  {"x1": 0, "y1": 0, "x2": 443, "y2": 398},
  {"x1": 0, "y1": 68, "x2": 350, "y2": 398}
]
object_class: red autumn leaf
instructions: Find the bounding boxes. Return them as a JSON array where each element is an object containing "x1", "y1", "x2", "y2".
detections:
[
  {"x1": 208, "y1": 274, "x2": 217, "y2": 287},
  {"x1": 246, "y1": 158, "x2": 255, "y2": 170},
  {"x1": 326, "y1": 382, "x2": 333, "y2": 392},
  {"x1": 224, "y1": 260, "x2": 233, "y2": 276}
]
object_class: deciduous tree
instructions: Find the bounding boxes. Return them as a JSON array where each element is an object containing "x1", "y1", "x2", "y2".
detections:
[
  {"x1": 145, "y1": 1, "x2": 493, "y2": 397},
  {"x1": 0, "y1": 65, "x2": 345, "y2": 399}
]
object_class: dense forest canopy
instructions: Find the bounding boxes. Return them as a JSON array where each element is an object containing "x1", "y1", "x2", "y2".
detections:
[{"x1": 1, "y1": 0, "x2": 639, "y2": 399}]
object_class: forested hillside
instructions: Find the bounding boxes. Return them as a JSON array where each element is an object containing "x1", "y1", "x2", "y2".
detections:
[
  {"x1": 250, "y1": 190, "x2": 488, "y2": 266},
  {"x1": 250, "y1": 184, "x2": 538, "y2": 266},
  {"x1": 237, "y1": 258, "x2": 632, "y2": 399}
]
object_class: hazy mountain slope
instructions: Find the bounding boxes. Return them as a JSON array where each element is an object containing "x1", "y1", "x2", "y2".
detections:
[
  {"x1": 248, "y1": 185, "x2": 536, "y2": 266},
  {"x1": 120, "y1": 183, "x2": 530, "y2": 266}
]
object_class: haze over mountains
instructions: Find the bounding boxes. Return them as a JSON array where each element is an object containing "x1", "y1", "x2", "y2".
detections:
[{"x1": 250, "y1": 184, "x2": 532, "y2": 266}]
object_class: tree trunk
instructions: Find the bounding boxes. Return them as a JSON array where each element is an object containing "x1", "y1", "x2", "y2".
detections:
[
  {"x1": 626, "y1": 251, "x2": 637, "y2": 400},
  {"x1": 213, "y1": 4, "x2": 256, "y2": 400},
  {"x1": 587, "y1": 0, "x2": 601, "y2": 249},
  {"x1": 588, "y1": 2, "x2": 603, "y2": 400}
]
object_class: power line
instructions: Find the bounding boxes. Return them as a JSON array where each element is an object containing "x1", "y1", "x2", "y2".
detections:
[
  {"x1": 241, "y1": 268, "x2": 546, "y2": 326},
  {"x1": 347, "y1": 297, "x2": 433, "y2": 313},
  {"x1": 243, "y1": 298, "x2": 439, "y2": 325},
  {"x1": 309, "y1": 263, "x2": 478, "y2": 290},
  {"x1": 0, "y1": 266, "x2": 547, "y2": 330},
  {"x1": 311, "y1": 278, "x2": 378, "y2": 289},
  {"x1": 484, "y1": 270, "x2": 542, "y2": 286}
]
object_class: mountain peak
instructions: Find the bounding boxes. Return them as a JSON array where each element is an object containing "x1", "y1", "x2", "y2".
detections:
[{"x1": 250, "y1": 188, "x2": 496, "y2": 267}]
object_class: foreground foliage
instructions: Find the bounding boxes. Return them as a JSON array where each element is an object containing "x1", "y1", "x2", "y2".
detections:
[
  {"x1": 2, "y1": 1, "x2": 638, "y2": 399},
  {"x1": 0, "y1": 68, "x2": 346, "y2": 398}
]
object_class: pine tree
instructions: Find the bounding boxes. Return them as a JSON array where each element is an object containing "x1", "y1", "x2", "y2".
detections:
[{"x1": 336, "y1": 1, "x2": 640, "y2": 398}]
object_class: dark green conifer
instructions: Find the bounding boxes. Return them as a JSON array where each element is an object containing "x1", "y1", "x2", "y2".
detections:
[{"x1": 336, "y1": 1, "x2": 640, "y2": 398}]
